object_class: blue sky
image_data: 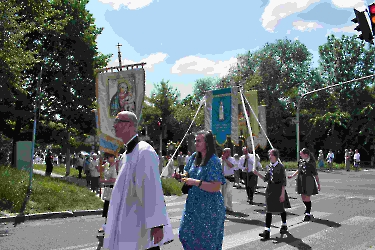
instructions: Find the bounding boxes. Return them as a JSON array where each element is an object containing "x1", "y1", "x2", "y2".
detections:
[{"x1": 86, "y1": 0, "x2": 367, "y2": 100}]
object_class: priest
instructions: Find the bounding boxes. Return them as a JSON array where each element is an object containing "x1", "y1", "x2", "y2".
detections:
[{"x1": 104, "y1": 111, "x2": 174, "y2": 250}]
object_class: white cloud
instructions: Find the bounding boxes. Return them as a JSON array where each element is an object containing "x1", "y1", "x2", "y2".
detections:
[
  {"x1": 108, "y1": 52, "x2": 168, "y2": 72},
  {"x1": 170, "y1": 56, "x2": 237, "y2": 78},
  {"x1": 331, "y1": 0, "x2": 366, "y2": 9},
  {"x1": 98, "y1": 0, "x2": 153, "y2": 10},
  {"x1": 326, "y1": 24, "x2": 357, "y2": 35},
  {"x1": 261, "y1": 0, "x2": 320, "y2": 32},
  {"x1": 292, "y1": 20, "x2": 323, "y2": 32}
]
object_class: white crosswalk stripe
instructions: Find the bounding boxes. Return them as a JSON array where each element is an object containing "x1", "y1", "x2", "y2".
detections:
[
  {"x1": 222, "y1": 211, "x2": 331, "y2": 249},
  {"x1": 273, "y1": 216, "x2": 375, "y2": 250},
  {"x1": 73, "y1": 193, "x2": 375, "y2": 250}
]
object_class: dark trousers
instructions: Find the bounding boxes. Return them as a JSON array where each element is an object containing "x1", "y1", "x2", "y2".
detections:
[
  {"x1": 77, "y1": 166, "x2": 83, "y2": 178},
  {"x1": 178, "y1": 165, "x2": 184, "y2": 174},
  {"x1": 244, "y1": 172, "x2": 257, "y2": 201},
  {"x1": 91, "y1": 176, "x2": 100, "y2": 192},
  {"x1": 147, "y1": 247, "x2": 160, "y2": 250},
  {"x1": 85, "y1": 171, "x2": 91, "y2": 186}
]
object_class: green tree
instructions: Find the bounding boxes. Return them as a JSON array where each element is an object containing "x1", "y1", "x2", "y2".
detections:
[
  {"x1": 142, "y1": 80, "x2": 181, "y2": 154},
  {"x1": 0, "y1": 0, "x2": 110, "y2": 169},
  {"x1": 223, "y1": 39, "x2": 313, "y2": 158}
]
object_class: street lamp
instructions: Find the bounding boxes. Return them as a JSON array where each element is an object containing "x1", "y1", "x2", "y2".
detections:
[{"x1": 296, "y1": 74, "x2": 375, "y2": 162}]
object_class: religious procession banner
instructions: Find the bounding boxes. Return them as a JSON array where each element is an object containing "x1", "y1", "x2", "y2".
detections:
[
  {"x1": 95, "y1": 67, "x2": 146, "y2": 155},
  {"x1": 205, "y1": 87, "x2": 239, "y2": 146},
  {"x1": 238, "y1": 90, "x2": 259, "y2": 138},
  {"x1": 238, "y1": 91, "x2": 268, "y2": 149}
]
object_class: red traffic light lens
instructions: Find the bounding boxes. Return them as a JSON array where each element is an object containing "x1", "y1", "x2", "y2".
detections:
[{"x1": 370, "y1": 4, "x2": 375, "y2": 14}]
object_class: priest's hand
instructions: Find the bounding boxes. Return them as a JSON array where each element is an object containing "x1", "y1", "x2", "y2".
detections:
[{"x1": 151, "y1": 227, "x2": 164, "y2": 244}]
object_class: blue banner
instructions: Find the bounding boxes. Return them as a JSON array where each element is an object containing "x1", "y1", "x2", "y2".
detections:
[{"x1": 212, "y1": 88, "x2": 231, "y2": 145}]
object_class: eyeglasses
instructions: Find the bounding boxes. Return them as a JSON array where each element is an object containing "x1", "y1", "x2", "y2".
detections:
[{"x1": 114, "y1": 118, "x2": 131, "y2": 124}]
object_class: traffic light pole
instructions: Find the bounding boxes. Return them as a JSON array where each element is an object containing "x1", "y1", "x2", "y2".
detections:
[{"x1": 296, "y1": 74, "x2": 375, "y2": 162}]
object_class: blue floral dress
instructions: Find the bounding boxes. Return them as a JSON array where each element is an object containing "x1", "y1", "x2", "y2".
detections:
[{"x1": 179, "y1": 153, "x2": 226, "y2": 250}]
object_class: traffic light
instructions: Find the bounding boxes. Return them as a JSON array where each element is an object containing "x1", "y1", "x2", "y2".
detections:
[
  {"x1": 352, "y1": 9, "x2": 374, "y2": 44},
  {"x1": 157, "y1": 118, "x2": 162, "y2": 130},
  {"x1": 369, "y1": 3, "x2": 375, "y2": 36}
]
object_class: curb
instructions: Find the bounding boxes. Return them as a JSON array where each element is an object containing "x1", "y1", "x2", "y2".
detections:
[{"x1": 0, "y1": 209, "x2": 103, "y2": 223}]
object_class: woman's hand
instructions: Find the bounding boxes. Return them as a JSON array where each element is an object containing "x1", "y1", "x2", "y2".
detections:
[
  {"x1": 181, "y1": 178, "x2": 198, "y2": 186},
  {"x1": 279, "y1": 193, "x2": 285, "y2": 202},
  {"x1": 180, "y1": 173, "x2": 188, "y2": 178},
  {"x1": 287, "y1": 175, "x2": 293, "y2": 179},
  {"x1": 253, "y1": 169, "x2": 258, "y2": 176}
]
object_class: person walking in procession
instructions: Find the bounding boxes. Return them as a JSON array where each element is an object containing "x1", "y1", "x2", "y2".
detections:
[
  {"x1": 89, "y1": 153, "x2": 100, "y2": 194},
  {"x1": 179, "y1": 130, "x2": 226, "y2": 250},
  {"x1": 345, "y1": 149, "x2": 351, "y2": 171},
  {"x1": 104, "y1": 111, "x2": 174, "y2": 250},
  {"x1": 288, "y1": 148, "x2": 321, "y2": 222},
  {"x1": 45, "y1": 151, "x2": 53, "y2": 176},
  {"x1": 177, "y1": 151, "x2": 185, "y2": 174},
  {"x1": 318, "y1": 150, "x2": 324, "y2": 170},
  {"x1": 76, "y1": 153, "x2": 84, "y2": 178},
  {"x1": 220, "y1": 148, "x2": 236, "y2": 213},
  {"x1": 238, "y1": 147, "x2": 261, "y2": 205},
  {"x1": 97, "y1": 153, "x2": 118, "y2": 237},
  {"x1": 354, "y1": 149, "x2": 360, "y2": 171},
  {"x1": 326, "y1": 149, "x2": 334, "y2": 171},
  {"x1": 83, "y1": 155, "x2": 91, "y2": 187},
  {"x1": 253, "y1": 148, "x2": 291, "y2": 240},
  {"x1": 233, "y1": 153, "x2": 241, "y2": 188}
]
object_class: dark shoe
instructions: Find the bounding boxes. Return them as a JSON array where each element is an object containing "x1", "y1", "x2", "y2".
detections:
[
  {"x1": 303, "y1": 214, "x2": 313, "y2": 222},
  {"x1": 259, "y1": 230, "x2": 270, "y2": 240},
  {"x1": 248, "y1": 200, "x2": 254, "y2": 205},
  {"x1": 280, "y1": 225, "x2": 288, "y2": 234},
  {"x1": 225, "y1": 208, "x2": 234, "y2": 214}
]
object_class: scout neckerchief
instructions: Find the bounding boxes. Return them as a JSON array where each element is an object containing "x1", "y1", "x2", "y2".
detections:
[
  {"x1": 268, "y1": 161, "x2": 279, "y2": 182},
  {"x1": 300, "y1": 157, "x2": 310, "y2": 174}
]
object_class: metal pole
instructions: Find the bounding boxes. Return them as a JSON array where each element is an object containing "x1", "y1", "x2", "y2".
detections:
[
  {"x1": 296, "y1": 73, "x2": 375, "y2": 162},
  {"x1": 296, "y1": 97, "x2": 302, "y2": 162},
  {"x1": 30, "y1": 66, "x2": 42, "y2": 187}
]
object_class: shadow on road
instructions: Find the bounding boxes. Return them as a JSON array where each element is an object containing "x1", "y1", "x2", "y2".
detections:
[
  {"x1": 312, "y1": 218, "x2": 341, "y2": 228},
  {"x1": 271, "y1": 232, "x2": 312, "y2": 250}
]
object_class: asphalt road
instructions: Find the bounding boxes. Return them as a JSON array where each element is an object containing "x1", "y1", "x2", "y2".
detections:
[{"x1": 1, "y1": 169, "x2": 375, "y2": 250}]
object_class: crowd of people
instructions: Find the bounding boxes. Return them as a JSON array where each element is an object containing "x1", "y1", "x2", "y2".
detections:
[
  {"x1": 317, "y1": 148, "x2": 361, "y2": 171},
  {"x1": 37, "y1": 109, "x2": 364, "y2": 249},
  {"x1": 87, "y1": 110, "x2": 324, "y2": 250}
]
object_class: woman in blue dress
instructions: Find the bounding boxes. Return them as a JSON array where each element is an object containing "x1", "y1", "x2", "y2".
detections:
[{"x1": 179, "y1": 130, "x2": 226, "y2": 250}]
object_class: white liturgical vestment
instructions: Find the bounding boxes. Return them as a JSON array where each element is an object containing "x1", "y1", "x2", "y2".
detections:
[{"x1": 104, "y1": 140, "x2": 174, "y2": 250}]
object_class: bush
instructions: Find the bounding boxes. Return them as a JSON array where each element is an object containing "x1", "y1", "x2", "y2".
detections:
[{"x1": 161, "y1": 177, "x2": 184, "y2": 196}]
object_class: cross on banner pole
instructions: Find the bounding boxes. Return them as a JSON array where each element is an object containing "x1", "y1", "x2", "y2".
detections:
[{"x1": 116, "y1": 43, "x2": 122, "y2": 71}]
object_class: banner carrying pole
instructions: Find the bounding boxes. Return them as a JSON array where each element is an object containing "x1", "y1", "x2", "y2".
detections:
[
  {"x1": 239, "y1": 87, "x2": 256, "y2": 189},
  {"x1": 160, "y1": 96, "x2": 206, "y2": 178}
]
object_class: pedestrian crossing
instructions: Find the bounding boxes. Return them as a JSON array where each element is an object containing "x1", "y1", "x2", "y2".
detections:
[{"x1": 72, "y1": 191, "x2": 375, "y2": 250}]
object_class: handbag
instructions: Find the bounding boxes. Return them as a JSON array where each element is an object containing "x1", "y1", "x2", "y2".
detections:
[{"x1": 181, "y1": 182, "x2": 192, "y2": 194}]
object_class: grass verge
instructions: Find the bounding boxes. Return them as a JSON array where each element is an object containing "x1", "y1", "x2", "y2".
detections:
[
  {"x1": 0, "y1": 166, "x2": 103, "y2": 216},
  {"x1": 161, "y1": 177, "x2": 184, "y2": 196}
]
